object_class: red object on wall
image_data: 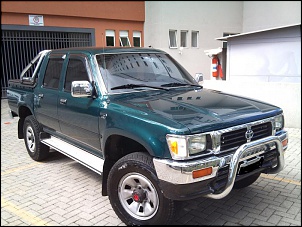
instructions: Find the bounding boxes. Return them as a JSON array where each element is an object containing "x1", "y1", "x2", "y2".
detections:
[
  {"x1": 212, "y1": 57, "x2": 218, "y2": 77},
  {"x1": 218, "y1": 64, "x2": 224, "y2": 78}
]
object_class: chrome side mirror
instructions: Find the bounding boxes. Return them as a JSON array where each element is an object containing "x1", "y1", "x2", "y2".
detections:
[
  {"x1": 195, "y1": 73, "x2": 203, "y2": 84},
  {"x1": 71, "y1": 81, "x2": 93, "y2": 98}
]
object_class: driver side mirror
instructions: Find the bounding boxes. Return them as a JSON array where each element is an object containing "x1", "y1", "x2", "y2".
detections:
[{"x1": 71, "y1": 81, "x2": 93, "y2": 98}]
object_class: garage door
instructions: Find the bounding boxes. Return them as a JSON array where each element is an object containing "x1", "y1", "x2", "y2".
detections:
[{"x1": 1, "y1": 26, "x2": 94, "y2": 98}]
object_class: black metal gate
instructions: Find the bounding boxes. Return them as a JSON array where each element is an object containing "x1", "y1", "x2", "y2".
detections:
[{"x1": 1, "y1": 26, "x2": 94, "y2": 98}]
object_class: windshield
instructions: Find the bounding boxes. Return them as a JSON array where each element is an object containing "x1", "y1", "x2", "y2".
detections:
[{"x1": 96, "y1": 53, "x2": 197, "y2": 93}]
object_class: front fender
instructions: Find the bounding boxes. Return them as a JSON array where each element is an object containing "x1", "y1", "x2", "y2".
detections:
[{"x1": 102, "y1": 127, "x2": 168, "y2": 158}]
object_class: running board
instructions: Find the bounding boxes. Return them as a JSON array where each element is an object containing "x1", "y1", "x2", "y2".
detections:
[{"x1": 41, "y1": 136, "x2": 104, "y2": 175}]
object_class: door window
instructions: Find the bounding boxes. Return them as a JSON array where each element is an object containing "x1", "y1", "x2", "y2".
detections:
[
  {"x1": 43, "y1": 58, "x2": 64, "y2": 89},
  {"x1": 64, "y1": 59, "x2": 89, "y2": 92}
]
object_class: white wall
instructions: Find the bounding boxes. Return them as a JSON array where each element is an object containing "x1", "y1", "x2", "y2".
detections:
[
  {"x1": 144, "y1": 1, "x2": 243, "y2": 80},
  {"x1": 242, "y1": 1, "x2": 301, "y2": 32}
]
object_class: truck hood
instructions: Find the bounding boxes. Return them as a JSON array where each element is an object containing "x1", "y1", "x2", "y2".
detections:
[{"x1": 109, "y1": 88, "x2": 282, "y2": 133}]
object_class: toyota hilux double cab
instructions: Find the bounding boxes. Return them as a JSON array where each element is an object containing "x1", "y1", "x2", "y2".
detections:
[{"x1": 7, "y1": 47, "x2": 288, "y2": 225}]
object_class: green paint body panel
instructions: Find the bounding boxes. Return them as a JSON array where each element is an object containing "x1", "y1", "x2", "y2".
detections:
[{"x1": 7, "y1": 47, "x2": 283, "y2": 160}]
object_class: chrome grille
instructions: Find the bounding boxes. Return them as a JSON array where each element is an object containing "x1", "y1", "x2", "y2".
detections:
[
  {"x1": 220, "y1": 122, "x2": 272, "y2": 151},
  {"x1": 251, "y1": 122, "x2": 272, "y2": 141}
]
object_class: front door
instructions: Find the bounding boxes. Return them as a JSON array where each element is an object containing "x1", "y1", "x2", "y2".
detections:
[{"x1": 57, "y1": 54, "x2": 101, "y2": 155}]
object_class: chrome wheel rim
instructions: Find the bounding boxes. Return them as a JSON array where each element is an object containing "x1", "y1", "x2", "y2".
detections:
[
  {"x1": 118, "y1": 172, "x2": 159, "y2": 220},
  {"x1": 25, "y1": 126, "x2": 36, "y2": 153}
]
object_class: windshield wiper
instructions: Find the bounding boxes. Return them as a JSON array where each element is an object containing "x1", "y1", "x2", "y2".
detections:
[
  {"x1": 161, "y1": 82, "x2": 203, "y2": 89},
  {"x1": 111, "y1": 84, "x2": 168, "y2": 91}
]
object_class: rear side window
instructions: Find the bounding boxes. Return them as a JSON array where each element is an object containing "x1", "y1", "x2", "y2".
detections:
[
  {"x1": 43, "y1": 58, "x2": 64, "y2": 89},
  {"x1": 64, "y1": 59, "x2": 89, "y2": 92}
]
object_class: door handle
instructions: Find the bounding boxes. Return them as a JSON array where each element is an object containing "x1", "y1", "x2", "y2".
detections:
[
  {"x1": 38, "y1": 94, "x2": 44, "y2": 98},
  {"x1": 60, "y1": 99, "x2": 67, "y2": 105}
]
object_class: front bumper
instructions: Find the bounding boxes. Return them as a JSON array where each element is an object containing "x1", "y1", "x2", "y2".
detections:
[{"x1": 153, "y1": 130, "x2": 288, "y2": 200}]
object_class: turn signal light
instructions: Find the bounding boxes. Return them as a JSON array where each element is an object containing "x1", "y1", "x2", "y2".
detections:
[
  {"x1": 192, "y1": 167, "x2": 212, "y2": 179},
  {"x1": 282, "y1": 139, "x2": 288, "y2": 148}
]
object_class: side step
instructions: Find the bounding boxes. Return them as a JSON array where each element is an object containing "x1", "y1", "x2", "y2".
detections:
[{"x1": 41, "y1": 136, "x2": 104, "y2": 175}]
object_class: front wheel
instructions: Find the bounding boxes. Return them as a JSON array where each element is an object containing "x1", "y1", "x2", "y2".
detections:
[
  {"x1": 23, "y1": 115, "x2": 49, "y2": 161},
  {"x1": 107, "y1": 152, "x2": 175, "y2": 225}
]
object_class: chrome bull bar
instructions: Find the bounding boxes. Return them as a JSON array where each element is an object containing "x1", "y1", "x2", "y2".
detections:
[
  {"x1": 205, "y1": 135, "x2": 286, "y2": 199},
  {"x1": 153, "y1": 131, "x2": 287, "y2": 200}
]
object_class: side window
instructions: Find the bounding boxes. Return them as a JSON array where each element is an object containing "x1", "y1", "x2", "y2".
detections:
[
  {"x1": 64, "y1": 58, "x2": 89, "y2": 92},
  {"x1": 43, "y1": 58, "x2": 64, "y2": 89}
]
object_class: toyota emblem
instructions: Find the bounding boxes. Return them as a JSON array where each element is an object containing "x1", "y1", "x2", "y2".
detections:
[{"x1": 245, "y1": 129, "x2": 254, "y2": 140}]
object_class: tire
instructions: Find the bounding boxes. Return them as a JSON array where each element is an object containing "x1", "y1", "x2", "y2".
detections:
[
  {"x1": 234, "y1": 172, "x2": 261, "y2": 189},
  {"x1": 107, "y1": 152, "x2": 175, "y2": 225},
  {"x1": 23, "y1": 115, "x2": 49, "y2": 161}
]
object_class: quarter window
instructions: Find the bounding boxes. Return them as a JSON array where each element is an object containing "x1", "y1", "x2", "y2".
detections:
[
  {"x1": 43, "y1": 58, "x2": 64, "y2": 89},
  {"x1": 191, "y1": 31, "x2": 199, "y2": 48},
  {"x1": 169, "y1": 30, "x2": 177, "y2": 48},
  {"x1": 106, "y1": 30, "x2": 115, "y2": 46},
  {"x1": 119, "y1": 30, "x2": 131, "y2": 47}
]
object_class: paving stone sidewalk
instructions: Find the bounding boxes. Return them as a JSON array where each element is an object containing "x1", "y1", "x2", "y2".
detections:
[{"x1": 1, "y1": 99, "x2": 301, "y2": 226}]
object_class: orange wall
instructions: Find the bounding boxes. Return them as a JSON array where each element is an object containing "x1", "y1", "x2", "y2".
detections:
[
  {"x1": 1, "y1": 1, "x2": 145, "y2": 47},
  {"x1": 1, "y1": 1, "x2": 145, "y2": 21}
]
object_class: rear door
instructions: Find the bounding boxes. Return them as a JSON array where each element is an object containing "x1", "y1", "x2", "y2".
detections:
[
  {"x1": 57, "y1": 54, "x2": 101, "y2": 155},
  {"x1": 34, "y1": 54, "x2": 65, "y2": 132}
]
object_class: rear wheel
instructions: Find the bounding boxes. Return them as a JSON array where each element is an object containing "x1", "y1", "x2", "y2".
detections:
[
  {"x1": 107, "y1": 152, "x2": 175, "y2": 225},
  {"x1": 23, "y1": 115, "x2": 49, "y2": 161}
]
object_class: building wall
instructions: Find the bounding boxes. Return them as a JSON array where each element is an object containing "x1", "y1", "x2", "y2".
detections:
[
  {"x1": 1, "y1": 1, "x2": 145, "y2": 47},
  {"x1": 242, "y1": 1, "x2": 301, "y2": 32},
  {"x1": 144, "y1": 1, "x2": 243, "y2": 80}
]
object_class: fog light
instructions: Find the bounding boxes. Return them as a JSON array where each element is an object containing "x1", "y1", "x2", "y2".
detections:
[{"x1": 192, "y1": 167, "x2": 213, "y2": 179}]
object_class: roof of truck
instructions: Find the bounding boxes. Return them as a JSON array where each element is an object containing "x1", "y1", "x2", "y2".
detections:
[{"x1": 50, "y1": 47, "x2": 166, "y2": 55}]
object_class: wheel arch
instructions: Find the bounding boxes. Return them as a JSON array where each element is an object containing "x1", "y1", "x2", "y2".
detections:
[
  {"x1": 18, "y1": 105, "x2": 34, "y2": 139},
  {"x1": 101, "y1": 130, "x2": 156, "y2": 196}
]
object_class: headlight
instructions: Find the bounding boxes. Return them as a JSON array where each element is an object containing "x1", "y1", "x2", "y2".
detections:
[
  {"x1": 166, "y1": 134, "x2": 207, "y2": 160},
  {"x1": 274, "y1": 114, "x2": 284, "y2": 132},
  {"x1": 188, "y1": 135, "x2": 207, "y2": 155}
]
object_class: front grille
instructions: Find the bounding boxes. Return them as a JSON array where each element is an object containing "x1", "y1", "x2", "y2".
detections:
[
  {"x1": 251, "y1": 122, "x2": 272, "y2": 141},
  {"x1": 220, "y1": 122, "x2": 272, "y2": 152}
]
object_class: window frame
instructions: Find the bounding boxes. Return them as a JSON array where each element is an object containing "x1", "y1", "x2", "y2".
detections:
[
  {"x1": 133, "y1": 31, "x2": 141, "y2": 47},
  {"x1": 191, "y1": 31, "x2": 199, "y2": 48},
  {"x1": 169, "y1": 30, "x2": 178, "y2": 48},
  {"x1": 119, "y1": 30, "x2": 131, "y2": 47},
  {"x1": 180, "y1": 30, "x2": 188, "y2": 48},
  {"x1": 105, "y1": 30, "x2": 115, "y2": 47}
]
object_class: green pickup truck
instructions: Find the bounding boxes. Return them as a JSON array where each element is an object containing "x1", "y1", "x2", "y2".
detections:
[{"x1": 7, "y1": 47, "x2": 288, "y2": 225}]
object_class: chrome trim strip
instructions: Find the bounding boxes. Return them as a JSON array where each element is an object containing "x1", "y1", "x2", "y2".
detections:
[{"x1": 41, "y1": 135, "x2": 104, "y2": 175}]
